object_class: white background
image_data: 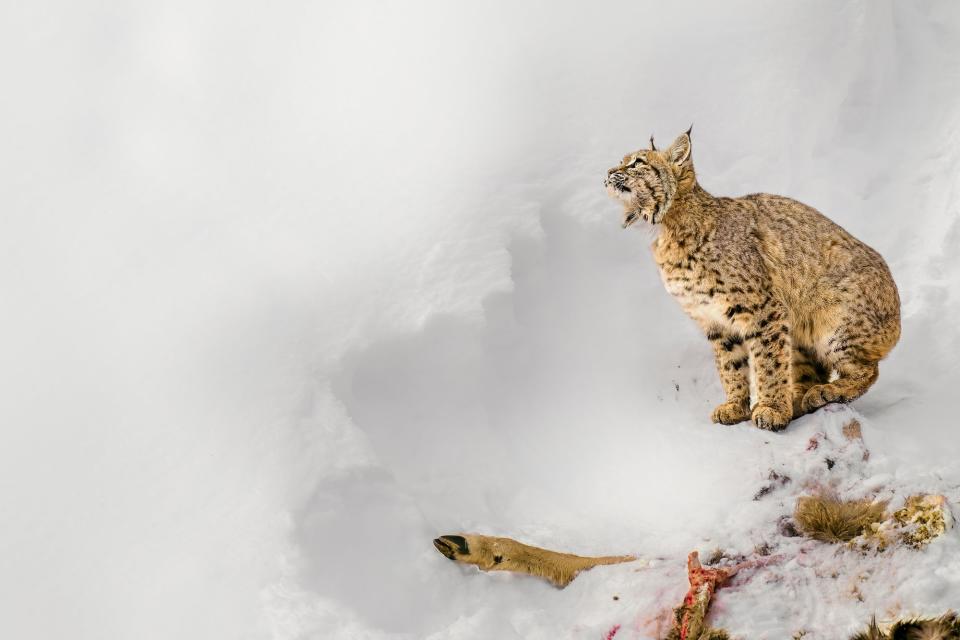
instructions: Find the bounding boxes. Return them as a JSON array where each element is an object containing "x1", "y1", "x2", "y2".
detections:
[{"x1": 2, "y1": 1, "x2": 959, "y2": 638}]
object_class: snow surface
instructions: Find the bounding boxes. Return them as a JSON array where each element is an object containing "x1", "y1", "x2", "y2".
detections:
[{"x1": 2, "y1": 1, "x2": 960, "y2": 639}]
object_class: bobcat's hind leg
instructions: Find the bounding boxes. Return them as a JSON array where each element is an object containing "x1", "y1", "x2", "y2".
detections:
[
  {"x1": 801, "y1": 357, "x2": 878, "y2": 414},
  {"x1": 801, "y1": 319, "x2": 893, "y2": 414},
  {"x1": 791, "y1": 345, "x2": 830, "y2": 418}
]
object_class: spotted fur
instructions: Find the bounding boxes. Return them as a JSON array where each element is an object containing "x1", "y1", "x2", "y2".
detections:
[{"x1": 605, "y1": 131, "x2": 900, "y2": 431}]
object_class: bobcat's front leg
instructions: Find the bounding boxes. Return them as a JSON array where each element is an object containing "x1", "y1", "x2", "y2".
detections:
[
  {"x1": 707, "y1": 329, "x2": 751, "y2": 425},
  {"x1": 743, "y1": 304, "x2": 793, "y2": 431}
]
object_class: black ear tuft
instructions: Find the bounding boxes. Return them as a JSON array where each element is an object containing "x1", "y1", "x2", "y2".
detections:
[
  {"x1": 649, "y1": 134, "x2": 657, "y2": 150},
  {"x1": 686, "y1": 124, "x2": 693, "y2": 139}
]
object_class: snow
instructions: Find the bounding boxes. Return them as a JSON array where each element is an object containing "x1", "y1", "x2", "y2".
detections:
[{"x1": 2, "y1": 1, "x2": 960, "y2": 638}]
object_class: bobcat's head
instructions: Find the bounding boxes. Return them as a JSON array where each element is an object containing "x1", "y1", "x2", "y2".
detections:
[{"x1": 604, "y1": 129, "x2": 695, "y2": 228}]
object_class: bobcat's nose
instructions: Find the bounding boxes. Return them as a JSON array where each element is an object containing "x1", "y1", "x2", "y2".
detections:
[{"x1": 605, "y1": 171, "x2": 625, "y2": 189}]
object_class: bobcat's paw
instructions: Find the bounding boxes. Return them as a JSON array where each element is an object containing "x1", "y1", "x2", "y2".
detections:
[
  {"x1": 752, "y1": 404, "x2": 791, "y2": 432},
  {"x1": 711, "y1": 401, "x2": 751, "y2": 425},
  {"x1": 801, "y1": 384, "x2": 847, "y2": 413}
]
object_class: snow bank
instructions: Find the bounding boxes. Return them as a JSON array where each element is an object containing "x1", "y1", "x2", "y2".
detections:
[{"x1": 1, "y1": 1, "x2": 958, "y2": 639}]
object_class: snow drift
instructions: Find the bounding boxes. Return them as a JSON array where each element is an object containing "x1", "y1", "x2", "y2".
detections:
[{"x1": 1, "y1": 1, "x2": 959, "y2": 639}]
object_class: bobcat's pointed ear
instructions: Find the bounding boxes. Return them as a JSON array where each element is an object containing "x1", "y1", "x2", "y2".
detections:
[{"x1": 667, "y1": 131, "x2": 692, "y2": 166}]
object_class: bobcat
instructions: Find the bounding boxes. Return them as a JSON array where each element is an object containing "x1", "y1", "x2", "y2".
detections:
[{"x1": 604, "y1": 130, "x2": 900, "y2": 431}]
